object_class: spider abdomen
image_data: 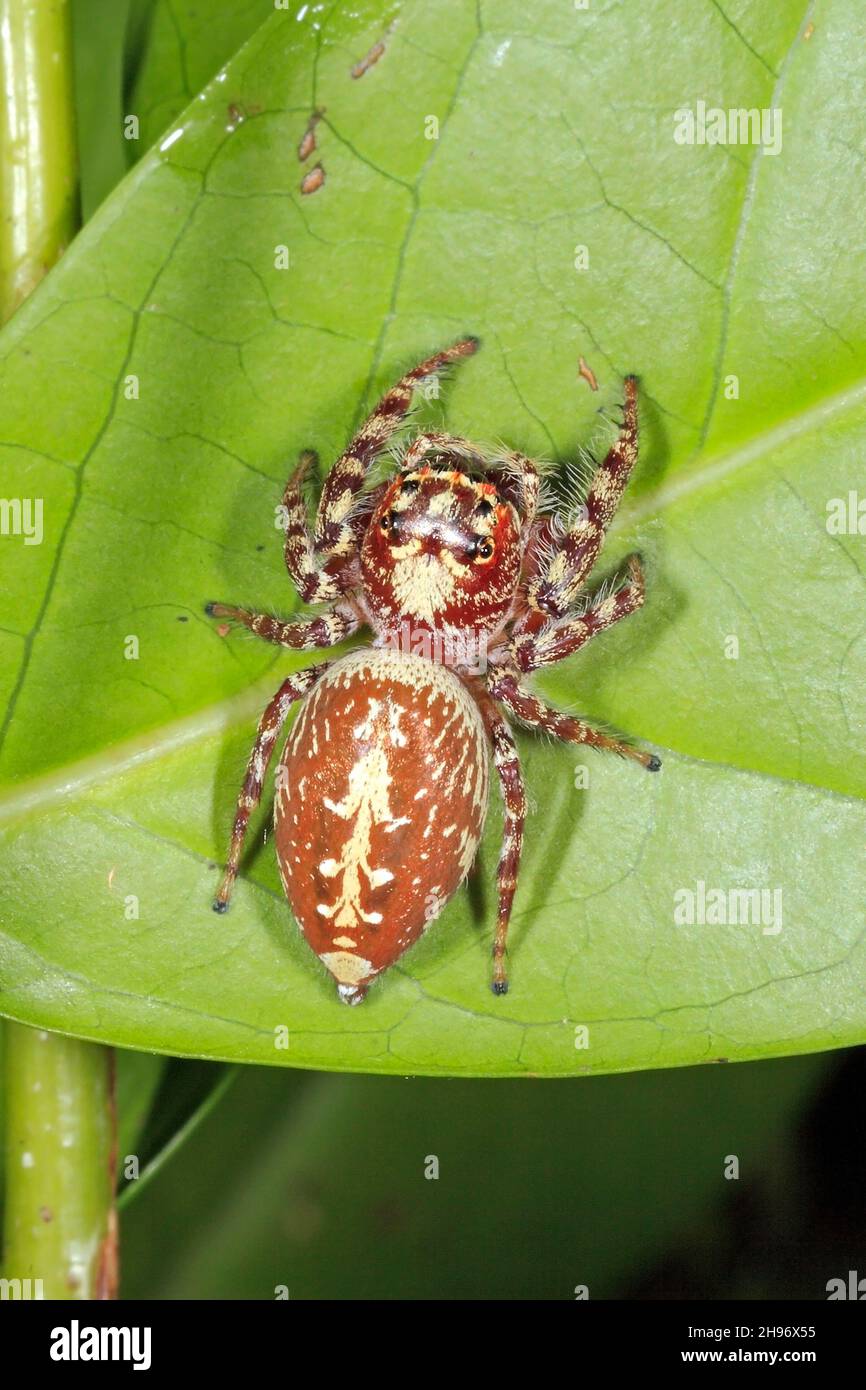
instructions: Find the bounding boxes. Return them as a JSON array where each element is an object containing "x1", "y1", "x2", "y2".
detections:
[{"x1": 274, "y1": 648, "x2": 490, "y2": 1004}]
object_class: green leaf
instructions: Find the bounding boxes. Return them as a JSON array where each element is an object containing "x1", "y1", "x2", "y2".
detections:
[
  {"x1": 128, "y1": 0, "x2": 266, "y2": 154},
  {"x1": 115, "y1": 1048, "x2": 165, "y2": 1167},
  {"x1": 0, "y1": 0, "x2": 864, "y2": 1076},
  {"x1": 117, "y1": 1059, "x2": 237, "y2": 1208},
  {"x1": 71, "y1": 0, "x2": 137, "y2": 220}
]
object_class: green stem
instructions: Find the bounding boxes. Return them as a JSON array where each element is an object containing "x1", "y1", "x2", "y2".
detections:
[
  {"x1": 0, "y1": 0, "x2": 78, "y2": 323},
  {"x1": 3, "y1": 1026, "x2": 117, "y2": 1298},
  {"x1": 0, "y1": 0, "x2": 117, "y2": 1301}
]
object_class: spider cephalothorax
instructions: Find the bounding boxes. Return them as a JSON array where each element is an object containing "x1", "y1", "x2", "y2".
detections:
[
  {"x1": 360, "y1": 460, "x2": 523, "y2": 662},
  {"x1": 208, "y1": 337, "x2": 660, "y2": 1004}
]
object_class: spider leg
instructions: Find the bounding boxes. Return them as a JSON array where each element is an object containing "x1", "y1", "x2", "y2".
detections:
[
  {"x1": 213, "y1": 663, "x2": 330, "y2": 912},
  {"x1": 280, "y1": 449, "x2": 345, "y2": 604},
  {"x1": 507, "y1": 555, "x2": 645, "y2": 674},
  {"x1": 488, "y1": 669, "x2": 661, "y2": 772},
  {"x1": 279, "y1": 336, "x2": 477, "y2": 602},
  {"x1": 520, "y1": 376, "x2": 638, "y2": 632},
  {"x1": 205, "y1": 599, "x2": 359, "y2": 650},
  {"x1": 476, "y1": 687, "x2": 526, "y2": 995},
  {"x1": 312, "y1": 337, "x2": 479, "y2": 562}
]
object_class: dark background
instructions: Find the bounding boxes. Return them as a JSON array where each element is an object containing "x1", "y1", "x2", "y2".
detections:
[{"x1": 117, "y1": 1048, "x2": 865, "y2": 1299}]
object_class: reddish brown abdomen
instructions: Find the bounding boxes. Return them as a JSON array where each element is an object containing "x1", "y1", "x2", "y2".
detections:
[{"x1": 274, "y1": 649, "x2": 490, "y2": 1003}]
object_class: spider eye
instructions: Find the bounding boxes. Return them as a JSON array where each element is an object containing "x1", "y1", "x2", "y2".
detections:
[
  {"x1": 474, "y1": 537, "x2": 495, "y2": 561},
  {"x1": 380, "y1": 511, "x2": 394, "y2": 533},
  {"x1": 475, "y1": 499, "x2": 494, "y2": 520},
  {"x1": 401, "y1": 477, "x2": 419, "y2": 494}
]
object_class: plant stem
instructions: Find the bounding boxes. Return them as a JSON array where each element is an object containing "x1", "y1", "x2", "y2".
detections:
[
  {"x1": 0, "y1": 0, "x2": 118, "y2": 1300},
  {"x1": 3, "y1": 1026, "x2": 118, "y2": 1298},
  {"x1": 0, "y1": 0, "x2": 78, "y2": 323}
]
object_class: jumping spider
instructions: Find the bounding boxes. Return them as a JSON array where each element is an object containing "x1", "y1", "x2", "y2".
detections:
[{"x1": 208, "y1": 338, "x2": 659, "y2": 1003}]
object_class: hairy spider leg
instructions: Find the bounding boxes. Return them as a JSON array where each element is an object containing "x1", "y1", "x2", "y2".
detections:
[
  {"x1": 213, "y1": 664, "x2": 331, "y2": 913},
  {"x1": 280, "y1": 339, "x2": 480, "y2": 604},
  {"x1": 507, "y1": 555, "x2": 645, "y2": 673},
  {"x1": 520, "y1": 375, "x2": 639, "y2": 634},
  {"x1": 476, "y1": 686, "x2": 527, "y2": 994}
]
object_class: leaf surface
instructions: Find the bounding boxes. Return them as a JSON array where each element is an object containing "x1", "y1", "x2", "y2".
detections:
[{"x1": 1, "y1": 0, "x2": 863, "y2": 1075}]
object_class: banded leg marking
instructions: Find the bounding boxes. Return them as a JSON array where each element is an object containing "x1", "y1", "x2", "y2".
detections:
[
  {"x1": 213, "y1": 663, "x2": 330, "y2": 912},
  {"x1": 313, "y1": 338, "x2": 479, "y2": 559},
  {"x1": 522, "y1": 376, "x2": 639, "y2": 628},
  {"x1": 206, "y1": 601, "x2": 358, "y2": 651},
  {"x1": 509, "y1": 555, "x2": 645, "y2": 673},
  {"x1": 489, "y1": 671, "x2": 660, "y2": 772},
  {"x1": 477, "y1": 690, "x2": 526, "y2": 995}
]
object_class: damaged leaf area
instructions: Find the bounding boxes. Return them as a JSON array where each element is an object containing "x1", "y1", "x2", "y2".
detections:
[{"x1": 0, "y1": 0, "x2": 864, "y2": 1077}]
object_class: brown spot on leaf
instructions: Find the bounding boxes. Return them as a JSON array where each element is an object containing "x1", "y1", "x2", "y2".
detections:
[
  {"x1": 578, "y1": 356, "x2": 599, "y2": 391},
  {"x1": 298, "y1": 109, "x2": 324, "y2": 162},
  {"x1": 226, "y1": 101, "x2": 261, "y2": 132},
  {"x1": 40, "y1": 1205, "x2": 53, "y2": 1222},
  {"x1": 217, "y1": 623, "x2": 231, "y2": 638},
  {"x1": 351, "y1": 39, "x2": 385, "y2": 79},
  {"x1": 300, "y1": 164, "x2": 325, "y2": 196}
]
